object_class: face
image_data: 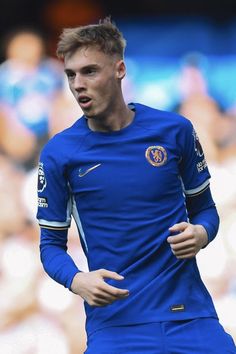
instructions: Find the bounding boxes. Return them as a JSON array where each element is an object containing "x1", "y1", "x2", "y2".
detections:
[
  {"x1": 7, "y1": 32, "x2": 44, "y2": 67},
  {"x1": 64, "y1": 46, "x2": 126, "y2": 119}
]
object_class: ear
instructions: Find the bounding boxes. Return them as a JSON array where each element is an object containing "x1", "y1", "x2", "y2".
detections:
[{"x1": 116, "y1": 60, "x2": 126, "y2": 80}]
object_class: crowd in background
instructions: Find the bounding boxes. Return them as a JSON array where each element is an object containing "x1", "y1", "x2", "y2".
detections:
[{"x1": 0, "y1": 26, "x2": 236, "y2": 354}]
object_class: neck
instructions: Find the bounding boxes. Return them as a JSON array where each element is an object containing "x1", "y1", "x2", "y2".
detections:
[{"x1": 87, "y1": 101, "x2": 135, "y2": 133}]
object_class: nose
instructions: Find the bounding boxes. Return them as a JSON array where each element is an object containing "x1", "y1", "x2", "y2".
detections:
[{"x1": 73, "y1": 73, "x2": 86, "y2": 92}]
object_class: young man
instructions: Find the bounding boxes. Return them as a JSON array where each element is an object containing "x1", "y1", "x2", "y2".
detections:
[{"x1": 37, "y1": 18, "x2": 236, "y2": 353}]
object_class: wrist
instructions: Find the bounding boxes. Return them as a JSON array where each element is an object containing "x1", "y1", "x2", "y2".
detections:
[
  {"x1": 70, "y1": 271, "x2": 83, "y2": 294},
  {"x1": 195, "y1": 224, "x2": 208, "y2": 248}
]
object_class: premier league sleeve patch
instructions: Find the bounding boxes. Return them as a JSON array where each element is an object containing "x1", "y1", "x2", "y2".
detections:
[
  {"x1": 192, "y1": 129, "x2": 204, "y2": 158},
  {"x1": 38, "y1": 162, "x2": 47, "y2": 193},
  {"x1": 192, "y1": 129, "x2": 207, "y2": 172}
]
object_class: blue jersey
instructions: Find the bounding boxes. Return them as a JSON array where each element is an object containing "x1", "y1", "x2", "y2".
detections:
[{"x1": 37, "y1": 103, "x2": 218, "y2": 335}]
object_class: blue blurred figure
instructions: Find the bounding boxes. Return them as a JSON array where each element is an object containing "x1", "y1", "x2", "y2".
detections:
[
  {"x1": 0, "y1": 29, "x2": 64, "y2": 139},
  {"x1": 0, "y1": 29, "x2": 64, "y2": 168}
]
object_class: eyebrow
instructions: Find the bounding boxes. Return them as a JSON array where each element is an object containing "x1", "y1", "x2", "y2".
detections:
[
  {"x1": 64, "y1": 64, "x2": 100, "y2": 74},
  {"x1": 64, "y1": 68, "x2": 74, "y2": 74}
]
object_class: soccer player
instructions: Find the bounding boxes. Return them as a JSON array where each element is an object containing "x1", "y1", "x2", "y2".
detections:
[{"x1": 37, "y1": 18, "x2": 236, "y2": 353}]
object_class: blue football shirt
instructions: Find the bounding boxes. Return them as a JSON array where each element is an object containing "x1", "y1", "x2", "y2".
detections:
[{"x1": 37, "y1": 103, "x2": 218, "y2": 335}]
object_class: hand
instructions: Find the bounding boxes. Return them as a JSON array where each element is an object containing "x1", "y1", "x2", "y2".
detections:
[
  {"x1": 70, "y1": 269, "x2": 129, "y2": 307},
  {"x1": 167, "y1": 222, "x2": 208, "y2": 259}
]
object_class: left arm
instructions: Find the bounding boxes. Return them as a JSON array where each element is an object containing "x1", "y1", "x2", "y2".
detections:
[{"x1": 167, "y1": 186, "x2": 219, "y2": 259}]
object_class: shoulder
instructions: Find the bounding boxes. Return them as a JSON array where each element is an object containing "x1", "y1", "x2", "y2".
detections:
[
  {"x1": 134, "y1": 103, "x2": 192, "y2": 131},
  {"x1": 40, "y1": 118, "x2": 88, "y2": 162}
]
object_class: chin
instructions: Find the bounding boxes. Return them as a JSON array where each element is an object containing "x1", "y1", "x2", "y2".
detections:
[
  {"x1": 85, "y1": 110, "x2": 103, "y2": 120},
  {"x1": 84, "y1": 112, "x2": 96, "y2": 119},
  {"x1": 85, "y1": 114, "x2": 99, "y2": 121}
]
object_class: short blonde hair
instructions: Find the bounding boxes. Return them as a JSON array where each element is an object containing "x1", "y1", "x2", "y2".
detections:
[{"x1": 56, "y1": 17, "x2": 126, "y2": 59}]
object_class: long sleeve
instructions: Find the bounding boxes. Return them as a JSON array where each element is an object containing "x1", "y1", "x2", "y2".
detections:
[
  {"x1": 40, "y1": 227, "x2": 80, "y2": 289},
  {"x1": 185, "y1": 186, "x2": 220, "y2": 245}
]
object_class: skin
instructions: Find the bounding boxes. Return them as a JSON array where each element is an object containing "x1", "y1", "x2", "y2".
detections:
[
  {"x1": 168, "y1": 222, "x2": 208, "y2": 259},
  {"x1": 7, "y1": 32, "x2": 44, "y2": 68},
  {"x1": 64, "y1": 45, "x2": 208, "y2": 307},
  {"x1": 64, "y1": 46, "x2": 134, "y2": 132}
]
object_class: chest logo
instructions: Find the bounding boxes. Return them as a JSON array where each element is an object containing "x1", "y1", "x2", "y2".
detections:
[
  {"x1": 79, "y1": 163, "x2": 101, "y2": 177},
  {"x1": 145, "y1": 146, "x2": 167, "y2": 167}
]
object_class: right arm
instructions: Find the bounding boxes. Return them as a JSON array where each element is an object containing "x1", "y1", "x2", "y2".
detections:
[
  {"x1": 40, "y1": 228, "x2": 129, "y2": 306},
  {"x1": 40, "y1": 227, "x2": 80, "y2": 289},
  {"x1": 37, "y1": 144, "x2": 129, "y2": 306}
]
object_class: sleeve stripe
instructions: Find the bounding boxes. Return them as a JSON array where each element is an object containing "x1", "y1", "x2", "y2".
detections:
[
  {"x1": 39, "y1": 225, "x2": 69, "y2": 230},
  {"x1": 184, "y1": 179, "x2": 210, "y2": 197},
  {"x1": 38, "y1": 219, "x2": 71, "y2": 229},
  {"x1": 72, "y1": 196, "x2": 88, "y2": 253}
]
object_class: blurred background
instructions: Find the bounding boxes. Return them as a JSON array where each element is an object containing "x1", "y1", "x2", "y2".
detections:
[{"x1": 0, "y1": 0, "x2": 236, "y2": 353}]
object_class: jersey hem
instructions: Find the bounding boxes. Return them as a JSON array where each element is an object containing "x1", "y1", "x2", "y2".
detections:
[{"x1": 86, "y1": 312, "x2": 219, "y2": 337}]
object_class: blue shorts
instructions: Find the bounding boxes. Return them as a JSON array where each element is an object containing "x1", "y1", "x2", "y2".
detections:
[{"x1": 85, "y1": 318, "x2": 236, "y2": 354}]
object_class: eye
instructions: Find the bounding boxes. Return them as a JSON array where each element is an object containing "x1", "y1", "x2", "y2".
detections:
[
  {"x1": 85, "y1": 68, "x2": 96, "y2": 75},
  {"x1": 83, "y1": 66, "x2": 98, "y2": 75},
  {"x1": 65, "y1": 70, "x2": 75, "y2": 80}
]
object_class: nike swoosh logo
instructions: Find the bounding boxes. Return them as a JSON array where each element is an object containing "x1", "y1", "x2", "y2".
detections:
[{"x1": 78, "y1": 163, "x2": 101, "y2": 177}]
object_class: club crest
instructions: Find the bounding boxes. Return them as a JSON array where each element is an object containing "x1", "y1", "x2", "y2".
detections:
[
  {"x1": 38, "y1": 162, "x2": 47, "y2": 192},
  {"x1": 145, "y1": 146, "x2": 167, "y2": 167}
]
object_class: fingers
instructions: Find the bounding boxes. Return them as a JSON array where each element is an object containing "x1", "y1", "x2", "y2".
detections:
[
  {"x1": 167, "y1": 233, "x2": 191, "y2": 244},
  {"x1": 98, "y1": 268, "x2": 129, "y2": 295},
  {"x1": 169, "y1": 241, "x2": 197, "y2": 259},
  {"x1": 169, "y1": 222, "x2": 188, "y2": 231},
  {"x1": 170, "y1": 250, "x2": 196, "y2": 259},
  {"x1": 98, "y1": 269, "x2": 129, "y2": 299},
  {"x1": 84, "y1": 269, "x2": 130, "y2": 307},
  {"x1": 167, "y1": 222, "x2": 200, "y2": 259},
  {"x1": 88, "y1": 293, "x2": 129, "y2": 307},
  {"x1": 168, "y1": 222, "x2": 188, "y2": 234},
  {"x1": 169, "y1": 238, "x2": 195, "y2": 251},
  {"x1": 88, "y1": 288, "x2": 129, "y2": 307},
  {"x1": 100, "y1": 282, "x2": 129, "y2": 298},
  {"x1": 90, "y1": 284, "x2": 129, "y2": 307},
  {"x1": 89, "y1": 289, "x2": 129, "y2": 307},
  {"x1": 167, "y1": 222, "x2": 192, "y2": 243},
  {"x1": 169, "y1": 242, "x2": 197, "y2": 259},
  {"x1": 98, "y1": 269, "x2": 125, "y2": 281}
]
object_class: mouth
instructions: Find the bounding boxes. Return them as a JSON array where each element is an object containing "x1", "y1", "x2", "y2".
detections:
[{"x1": 78, "y1": 95, "x2": 92, "y2": 109}]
